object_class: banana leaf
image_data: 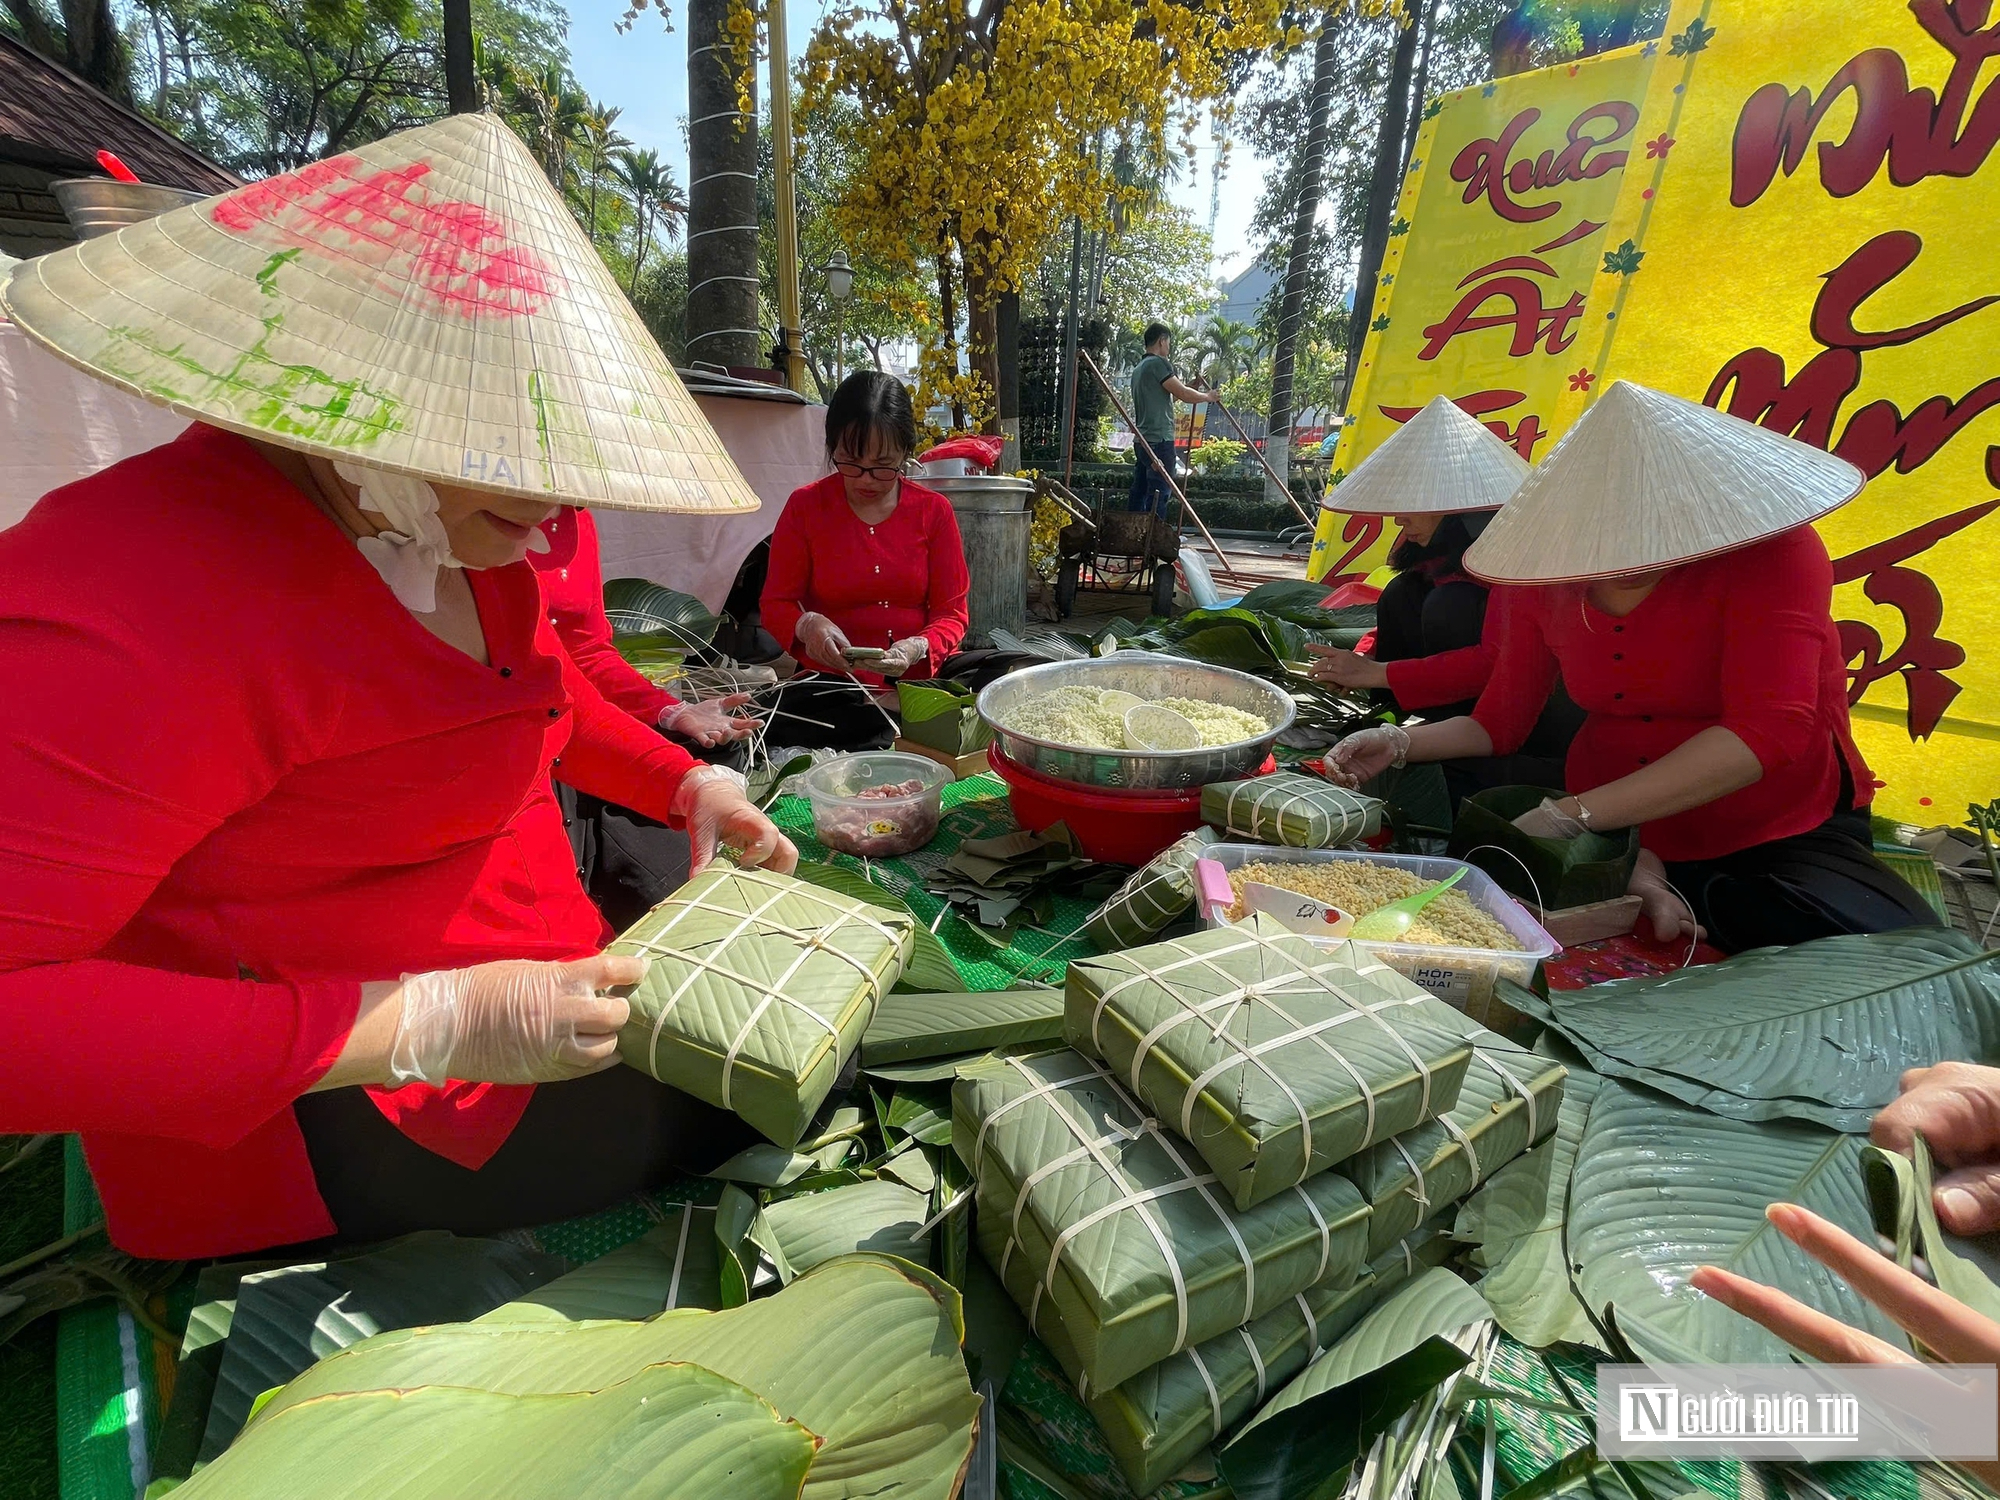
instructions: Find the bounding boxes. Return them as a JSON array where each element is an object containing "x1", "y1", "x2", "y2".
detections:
[
  {"x1": 1082, "y1": 829, "x2": 1219, "y2": 952},
  {"x1": 1501, "y1": 931, "x2": 2000, "y2": 1133},
  {"x1": 183, "y1": 1357, "x2": 817, "y2": 1499},
  {"x1": 1338, "y1": 1031, "x2": 1566, "y2": 1258},
  {"x1": 898, "y1": 679, "x2": 994, "y2": 756},
  {"x1": 1054, "y1": 1221, "x2": 1456, "y2": 1495},
  {"x1": 788, "y1": 859, "x2": 965, "y2": 994},
  {"x1": 151, "y1": 1259, "x2": 297, "y2": 1485},
  {"x1": 1567, "y1": 1081, "x2": 1910, "y2": 1365},
  {"x1": 1218, "y1": 1268, "x2": 1493, "y2": 1500},
  {"x1": 476, "y1": 1204, "x2": 721, "y2": 1322},
  {"x1": 752, "y1": 1179, "x2": 930, "y2": 1281},
  {"x1": 1067, "y1": 919, "x2": 1475, "y2": 1210},
  {"x1": 602, "y1": 577, "x2": 722, "y2": 650},
  {"x1": 955, "y1": 1045, "x2": 1372, "y2": 1392},
  {"x1": 1454, "y1": 1043, "x2": 1604, "y2": 1350},
  {"x1": 611, "y1": 865, "x2": 916, "y2": 1147},
  {"x1": 1445, "y1": 786, "x2": 1638, "y2": 911},
  {"x1": 197, "y1": 1232, "x2": 564, "y2": 1462},
  {"x1": 245, "y1": 1254, "x2": 980, "y2": 1500},
  {"x1": 1200, "y1": 773, "x2": 1382, "y2": 848},
  {"x1": 863, "y1": 988, "x2": 1068, "y2": 1065},
  {"x1": 1863, "y1": 1133, "x2": 2000, "y2": 1339}
]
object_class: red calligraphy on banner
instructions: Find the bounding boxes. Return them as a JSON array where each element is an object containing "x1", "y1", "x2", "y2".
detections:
[
  {"x1": 1707, "y1": 230, "x2": 2000, "y2": 739},
  {"x1": 1731, "y1": 1, "x2": 2000, "y2": 208},
  {"x1": 1452, "y1": 102, "x2": 1641, "y2": 222},
  {"x1": 1380, "y1": 389, "x2": 1551, "y2": 460}
]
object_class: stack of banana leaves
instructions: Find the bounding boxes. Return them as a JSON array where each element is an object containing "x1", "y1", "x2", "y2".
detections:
[
  {"x1": 993, "y1": 581, "x2": 1381, "y2": 742},
  {"x1": 53, "y1": 906, "x2": 2000, "y2": 1500}
]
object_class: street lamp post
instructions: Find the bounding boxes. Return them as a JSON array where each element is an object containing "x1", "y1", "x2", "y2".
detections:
[{"x1": 822, "y1": 250, "x2": 854, "y2": 385}]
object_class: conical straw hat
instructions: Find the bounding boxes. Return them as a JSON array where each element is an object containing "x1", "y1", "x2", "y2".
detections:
[
  {"x1": 0, "y1": 113, "x2": 759, "y2": 514},
  {"x1": 1466, "y1": 381, "x2": 1863, "y2": 583},
  {"x1": 1322, "y1": 394, "x2": 1529, "y2": 516}
]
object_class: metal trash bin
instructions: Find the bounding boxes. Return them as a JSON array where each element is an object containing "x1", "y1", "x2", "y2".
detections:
[{"x1": 927, "y1": 474, "x2": 1033, "y2": 649}]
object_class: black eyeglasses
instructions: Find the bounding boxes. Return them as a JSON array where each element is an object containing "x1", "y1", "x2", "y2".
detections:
[{"x1": 833, "y1": 459, "x2": 907, "y2": 480}]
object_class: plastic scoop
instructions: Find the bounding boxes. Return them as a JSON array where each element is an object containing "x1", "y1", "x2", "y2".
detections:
[
  {"x1": 1241, "y1": 883, "x2": 1355, "y2": 938},
  {"x1": 1124, "y1": 703, "x2": 1200, "y2": 751},
  {"x1": 1193, "y1": 858, "x2": 1236, "y2": 921},
  {"x1": 1098, "y1": 689, "x2": 1145, "y2": 716},
  {"x1": 96, "y1": 150, "x2": 140, "y2": 183},
  {"x1": 1349, "y1": 868, "x2": 1467, "y2": 941}
]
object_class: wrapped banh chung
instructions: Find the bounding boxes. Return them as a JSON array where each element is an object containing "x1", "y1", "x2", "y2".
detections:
[
  {"x1": 1050, "y1": 1219, "x2": 1455, "y2": 1494},
  {"x1": 1066, "y1": 917, "x2": 1474, "y2": 1210},
  {"x1": 1083, "y1": 827, "x2": 1219, "y2": 951},
  {"x1": 955, "y1": 1046, "x2": 1370, "y2": 1393},
  {"x1": 1339, "y1": 1026, "x2": 1566, "y2": 1258},
  {"x1": 1200, "y1": 773, "x2": 1381, "y2": 848},
  {"x1": 612, "y1": 866, "x2": 914, "y2": 1146}
]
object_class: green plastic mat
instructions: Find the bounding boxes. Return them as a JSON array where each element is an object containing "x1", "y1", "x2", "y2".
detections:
[{"x1": 769, "y1": 775, "x2": 1099, "y2": 990}]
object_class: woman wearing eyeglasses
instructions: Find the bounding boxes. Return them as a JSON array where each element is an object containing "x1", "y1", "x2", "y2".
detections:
[{"x1": 760, "y1": 371, "x2": 971, "y2": 748}]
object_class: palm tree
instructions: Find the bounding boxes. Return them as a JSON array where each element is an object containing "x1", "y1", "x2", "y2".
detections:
[
  {"x1": 615, "y1": 148, "x2": 687, "y2": 298},
  {"x1": 578, "y1": 102, "x2": 630, "y2": 246},
  {"x1": 1199, "y1": 318, "x2": 1262, "y2": 390},
  {"x1": 510, "y1": 63, "x2": 590, "y2": 190}
]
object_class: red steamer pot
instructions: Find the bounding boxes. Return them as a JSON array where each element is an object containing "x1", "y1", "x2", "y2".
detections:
[{"x1": 987, "y1": 744, "x2": 1277, "y2": 866}]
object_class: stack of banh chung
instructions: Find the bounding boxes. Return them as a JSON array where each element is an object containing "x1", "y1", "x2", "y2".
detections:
[{"x1": 952, "y1": 915, "x2": 1564, "y2": 1491}]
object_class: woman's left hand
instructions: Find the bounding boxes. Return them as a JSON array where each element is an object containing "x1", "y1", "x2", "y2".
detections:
[
  {"x1": 661, "y1": 694, "x2": 758, "y2": 747},
  {"x1": 676, "y1": 768, "x2": 799, "y2": 876},
  {"x1": 1513, "y1": 797, "x2": 1589, "y2": 840},
  {"x1": 879, "y1": 635, "x2": 930, "y2": 679},
  {"x1": 1305, "y1": 645, "x2": 1389, "y2": 690},
  {"x1": 1691, "y1": 1203, "x2": 2000, "y2": 1492}
]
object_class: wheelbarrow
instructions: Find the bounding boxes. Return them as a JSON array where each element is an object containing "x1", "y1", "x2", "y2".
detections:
[{"x1": 1051, "y1": 493, "x2": 1183, "y2": 619}]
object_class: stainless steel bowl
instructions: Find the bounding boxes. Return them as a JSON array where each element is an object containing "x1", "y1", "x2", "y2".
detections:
[
  {"x1": 50, "y1": 179, "x2": 207, "y2": 239},
  {"x1": 977, "y1": 652, "x2": 1296, "y2": 793}
]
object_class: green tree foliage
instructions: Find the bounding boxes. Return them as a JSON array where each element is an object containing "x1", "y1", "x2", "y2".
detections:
[
  {"x1": 119, "y1": 0, "x2": 569, "y2": 177},
  {"x1": 759, "y1": 93, "x2": 934, "y2": 400}
]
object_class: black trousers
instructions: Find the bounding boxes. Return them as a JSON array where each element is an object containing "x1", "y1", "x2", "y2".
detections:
[
  {"x1": 762, "y1": 675, "x2": 898, "y2": 752},
  {"x1": 1127, "y1": 438, "x2": 1177, "y2": 514},
  {"x1": 295, "y1": 1066, "x2": 756, "y2": 1243},
  {"x1": 1664, "y1": 801, "x2": 1941, "y2": 955},
  {"x1": 1372, "y1": 571, "x2": 1585, "y2": 809}
]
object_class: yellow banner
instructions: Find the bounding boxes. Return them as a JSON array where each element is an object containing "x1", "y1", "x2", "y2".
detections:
[
  {"x1": 1310, "y1": 44, "x2": 1656, "y2": 583},
  {"x1": 1558, "y1": 0, "x2": 2000, "y2": 822}
]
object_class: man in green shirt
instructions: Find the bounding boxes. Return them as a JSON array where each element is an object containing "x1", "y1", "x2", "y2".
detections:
[{"x1": 1127, "y1": 322, "x2": 1219, "y2": 513}]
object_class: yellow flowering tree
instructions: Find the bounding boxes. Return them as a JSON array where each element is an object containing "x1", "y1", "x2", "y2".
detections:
[{"x1": 803, "y1": 0, "x2": 1389, "y2": 433}]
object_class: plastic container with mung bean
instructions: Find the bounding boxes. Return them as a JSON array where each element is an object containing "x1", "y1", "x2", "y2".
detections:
[{"x1": 1199, "y1": 846, "x2": 1558, "y2": 1034}]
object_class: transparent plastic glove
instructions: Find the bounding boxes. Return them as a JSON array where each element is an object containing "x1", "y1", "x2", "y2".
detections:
[
  {"x1": 878, "y1": 635, "x2": 930, "y2": 679},
  {"x1": 675, "y1": 766, "x2": 800, "y2": 876},
  {"x1": 1512, "y1": 797, "x2": 1589, "y2": 840},
  {"x1": 387, "y1": 954, "x2": 643, "y2": 1086},
  {"x1": 1323, "y1": 723, "x2": 1409, "y2": 788},
  {"x1": 660, "y1": 693, "x2": 758, "y2": 747},
  {"x1": 1628, "y1": 849, "x2": 1704, "y2": 945},
  {"x1": 794, "y1": 612, "x2": 852, "y2": 673}
]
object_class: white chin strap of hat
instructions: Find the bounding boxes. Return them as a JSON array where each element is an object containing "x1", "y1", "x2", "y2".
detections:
[{"x1": 332, "y1": 463, "x2": 551, "y2": 613}]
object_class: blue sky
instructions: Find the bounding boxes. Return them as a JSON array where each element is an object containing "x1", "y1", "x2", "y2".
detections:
[{"x1": 560, "y1": 0, "x2": 1270, "y2": 283}]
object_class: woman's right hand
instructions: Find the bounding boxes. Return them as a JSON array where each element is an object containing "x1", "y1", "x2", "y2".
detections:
[
  {"x1": 794, "y1": 612, "x2": 853, "y2": 673},
  {"x1": 384, "y1": 955, "x2": 642, "y2": 1087}
]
